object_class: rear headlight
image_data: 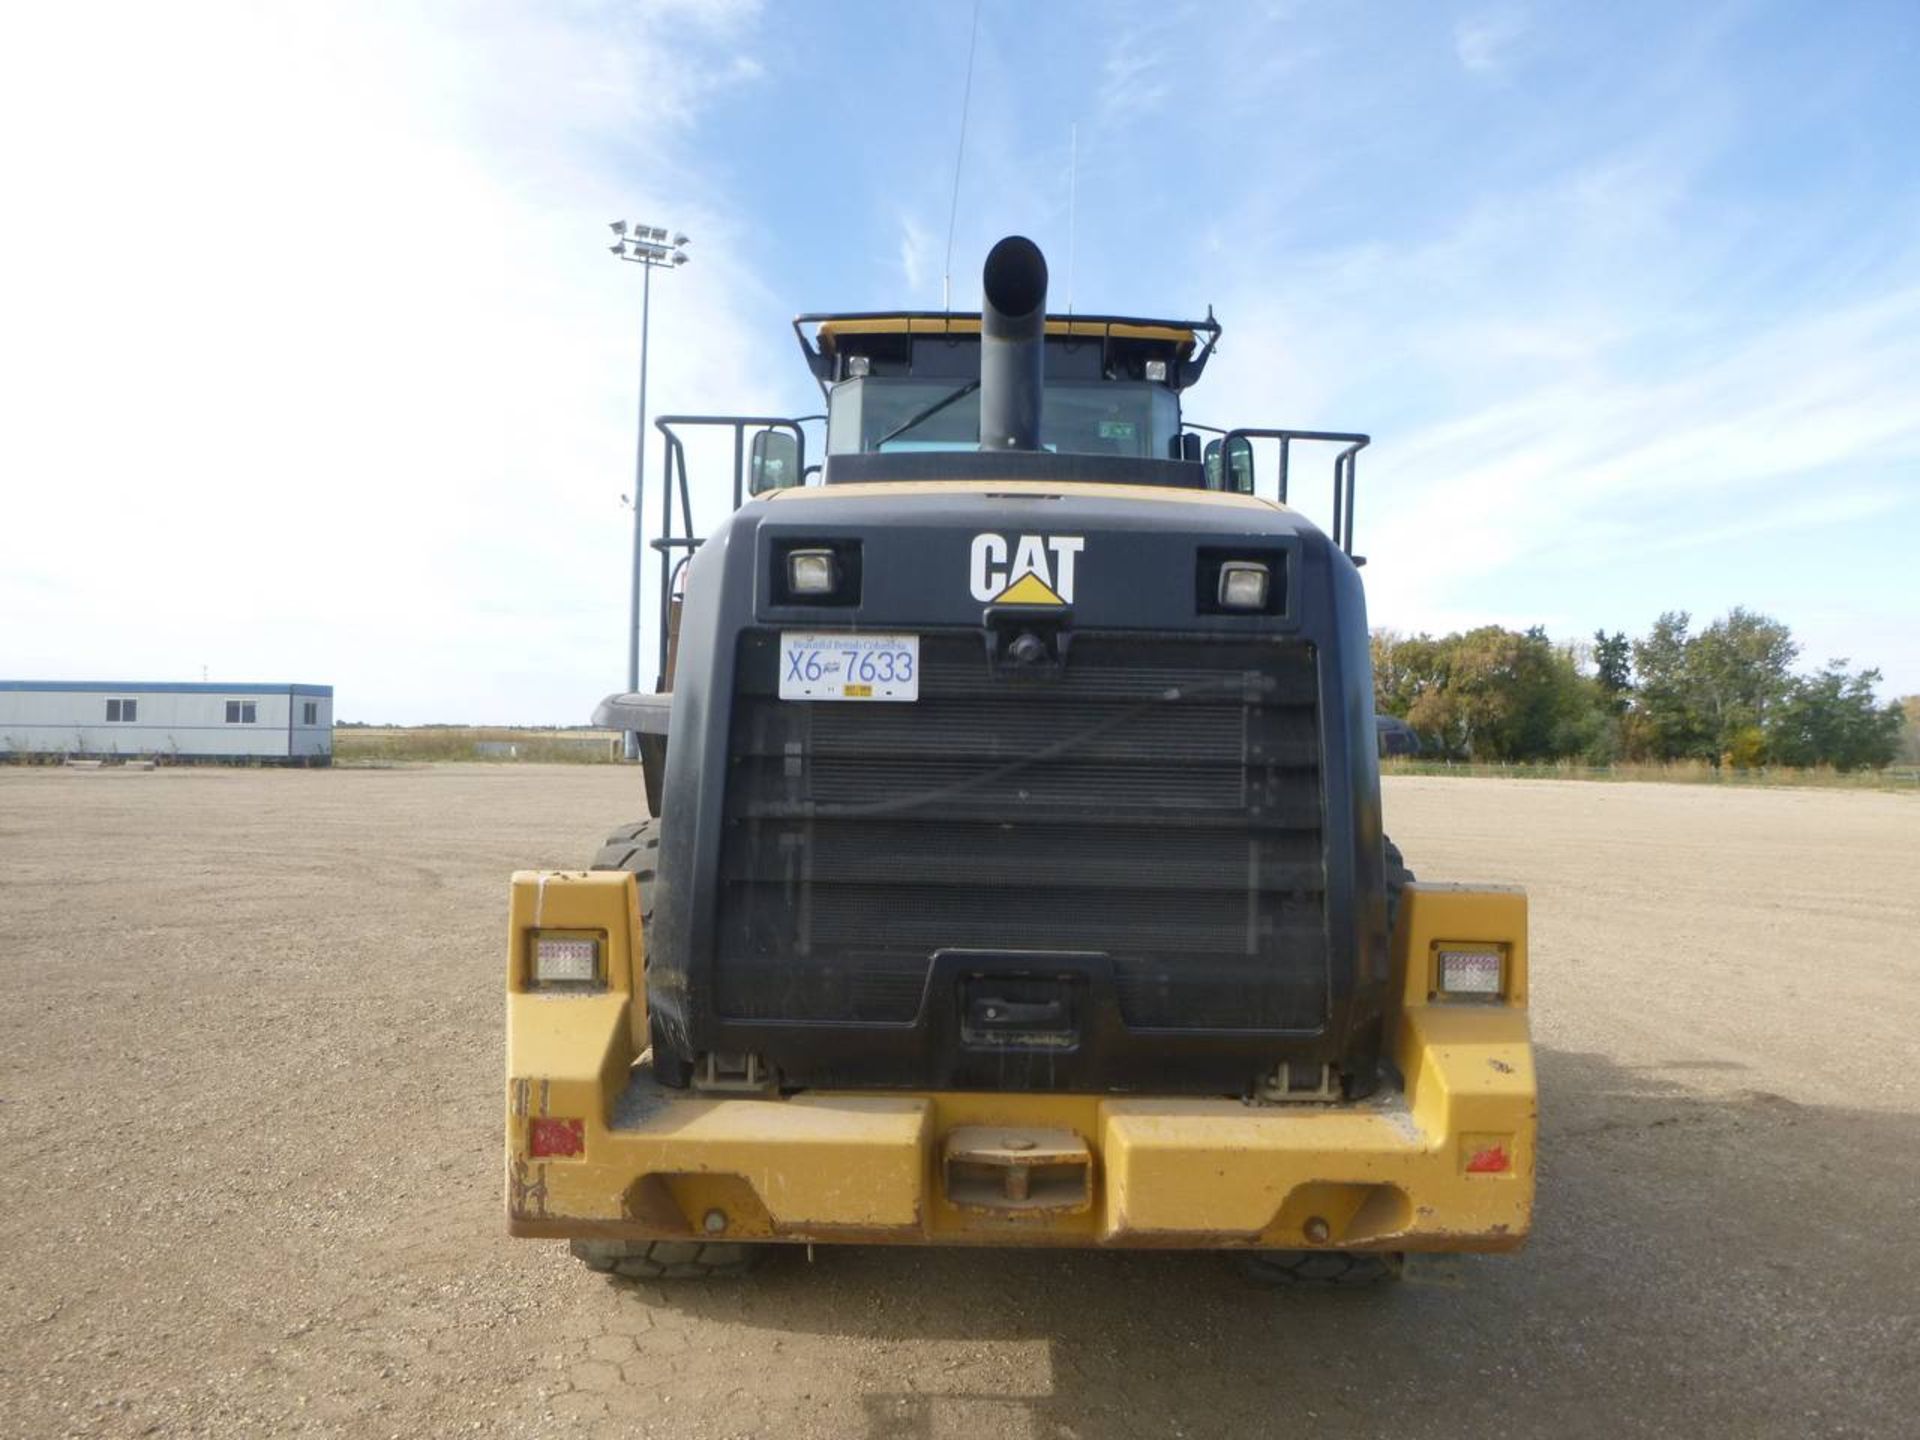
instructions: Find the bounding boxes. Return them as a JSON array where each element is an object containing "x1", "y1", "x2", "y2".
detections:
[
  {"x1": 786, "y1": 548, "x2": 838, "y2": 595},
  {"x1": 531, "y1": 933, "x2": 601, "y2": 986},
  {"x1": 1216, "y1": 561, "x2": 1270, "y2": 611},
  {"x1": 1436, "y1": 946, "x2": 1505, "y2": 1000}
]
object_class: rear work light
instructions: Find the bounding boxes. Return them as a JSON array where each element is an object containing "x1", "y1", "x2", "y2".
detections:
[
  {"x1": 786, "y1": 548, "x2": 839, "y2": 595},
  {"x1": 1435, "y1": 946, "x2": 1505, "y2": 1000},
  {"x1": 773, "y1": 538, "x2": 862, "y2": 606},
  {"x1": 531, "y1": 934, "x2": 601, "y2": 987},
  {"x1": 1216, "y1": 561, "x2": 1271, "y2": 611}
]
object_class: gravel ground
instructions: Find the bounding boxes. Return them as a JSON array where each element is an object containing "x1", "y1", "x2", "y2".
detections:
[{"x1": 1, "y1": 764, "x2": 1915, "y2": 1439}]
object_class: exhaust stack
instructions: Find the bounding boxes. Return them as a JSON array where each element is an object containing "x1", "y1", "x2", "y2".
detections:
[{"x1": 978, "y1": 236, "x2": 1048, "y2": 451}]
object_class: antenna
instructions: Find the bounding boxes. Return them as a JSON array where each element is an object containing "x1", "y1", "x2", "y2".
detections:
[
  {"x1": 941, "y1": 0, "x2": 982, "y2": 310},
  {"x1": 1067, "y1": 122, "x2": 1078, "y2": 316}
]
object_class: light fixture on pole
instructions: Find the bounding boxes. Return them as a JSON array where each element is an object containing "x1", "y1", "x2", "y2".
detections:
[{"x1": 609, "y1": 218, "x2": 691, "y2": 761}]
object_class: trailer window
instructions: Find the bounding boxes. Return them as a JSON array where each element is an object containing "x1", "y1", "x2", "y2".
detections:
[
  {"x1": 302, "y1": 701, "x2": 318, "y2": 725},
  {"x1": 225, "y1": 701, "x2": 257, "y2": 724},
  {"x1": 105, "y1": 698, "x2": 137, "y2": 722}
]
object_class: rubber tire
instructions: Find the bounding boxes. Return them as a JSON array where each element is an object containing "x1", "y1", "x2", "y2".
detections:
[
  {"x1": 590, "y1": 816, "x2": 695, "y2": 1087},
  {"x1": 591, "y1": 817, "x2": 659, "y2": 988},
  {"x1": 1234, "y1": 839, "x2": 1416, "y2": 1287},
  {"x1": 1238, "y1": 1250, "x2": 1403, "y2": 1286},
  {"x1": 576, "y1": 834, "x2": 756, "y2": 1282},
  {"x1": 583, "y1": 822, "x2": 741, "y2": 1268},
  {"x1": 570, "y1": 1238, "x2": 760, "y2": 1281},
  {"x1": 593, "y1": 818, "x2": 659, "y2": 897},
  {"x1": 1385, "y1": 835, "x2": 1414, "y2": 943}
]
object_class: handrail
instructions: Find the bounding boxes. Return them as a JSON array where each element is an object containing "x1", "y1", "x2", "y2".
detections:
[
  {"x1": 1218, "y1": 428, "x2": 1371, "y2": 558},
  {"x1": 649, "y1": 415, "x2": 811, "y2": 688}
]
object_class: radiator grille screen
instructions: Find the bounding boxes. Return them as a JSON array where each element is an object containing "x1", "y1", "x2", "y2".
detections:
[{"x1": 715, "y1": 631, "x2": 1328, "y2": 1032}]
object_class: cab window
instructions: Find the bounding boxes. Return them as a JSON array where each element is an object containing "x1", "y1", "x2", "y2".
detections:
[{"x1": 828, "y1": 378, "x2": 1180, "y2": 459}]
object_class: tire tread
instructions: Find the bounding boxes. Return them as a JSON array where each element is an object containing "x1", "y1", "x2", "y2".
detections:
[
  {"x1": 569, "y1": 1238, "x2": 759, "y2": 1281},
  {"x1": 1238, "y1": 1250, "x2": 1403, "y2": 1286}
]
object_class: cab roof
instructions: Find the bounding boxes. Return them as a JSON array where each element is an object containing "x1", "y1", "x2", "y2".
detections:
[{"x1": 793, "y1": 310, "x2": 1222, "y2": 394}]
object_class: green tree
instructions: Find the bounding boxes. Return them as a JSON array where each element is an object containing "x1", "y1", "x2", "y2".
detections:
[
  {"x1": 1629, "y1": 607, "x2": 1799, "y2": 762},
  {"x1": 1371, "y1": 630, "x2": 1446, "y2": 722},
  {"x1": 1770, "y1": 663, "x2": 1905, "y2": 771},
  {"x1": 1372, "y1": 626, "x2": 1604, "y2": 762},
  {"x1": 1630, "y1": 611, "x2": 1709, "y2": 759},
  {"x1": 1592, "y1": 630, "x2": 1632, "y2": 711},
  {"x1": 1689, "y1": 607, "x2": 1798, "y2": 749}
]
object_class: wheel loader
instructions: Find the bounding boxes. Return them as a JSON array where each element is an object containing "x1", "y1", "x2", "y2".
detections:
[{"x1": 505, "y1": 236, "x2": 1534, "y2": 1282}]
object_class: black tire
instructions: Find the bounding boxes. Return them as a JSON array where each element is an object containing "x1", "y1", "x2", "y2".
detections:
[
  {"x1": 593, "y1": 817, "x2": 660, "y2": 929},
  {"x1": 569, "y1": 1238, "x2": 760, "y2": 1281},
  {"x1": 1384, "y1": 834, "x2": 1415, "y2": 943},
  {"x1": 1237, "y1": 1250, "x2": 1403, "y2": 1287},
  {"x1": 591, "y1": 817, "x2": 694, "y2": 1087},
  {"x1": 593, "y1": 818, "x2": 659, "y2": 884},
  {"x1": 1239, "y1": 843, "x2": 1417, "y2": 1287},
  {"x1": 574, "y1": 839, "x2": 753, "y2": 1284}
]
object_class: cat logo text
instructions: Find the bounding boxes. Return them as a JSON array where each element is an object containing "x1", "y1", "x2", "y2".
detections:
[{"x1": 968, "y1": 533, "x2": 1085, "y2": 606}]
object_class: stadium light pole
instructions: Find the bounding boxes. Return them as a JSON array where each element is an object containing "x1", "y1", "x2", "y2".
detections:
[{"x1": 609, "y1": 220, "x2": 690, "y2": 761}]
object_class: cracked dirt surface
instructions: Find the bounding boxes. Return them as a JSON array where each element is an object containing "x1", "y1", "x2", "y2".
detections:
[{"x1": 1, "y1": 764, "x2": 1915, "y2": 1438}]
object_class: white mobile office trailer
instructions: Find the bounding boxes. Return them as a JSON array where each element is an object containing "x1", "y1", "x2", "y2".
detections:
[{"x1": 0, "y1": 682, "x2": 333, "y2": 764}]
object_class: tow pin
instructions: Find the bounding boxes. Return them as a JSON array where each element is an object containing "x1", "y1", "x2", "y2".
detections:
[{"x1": 1008, "y1": 632, "x2": 1048, "y2": 666}]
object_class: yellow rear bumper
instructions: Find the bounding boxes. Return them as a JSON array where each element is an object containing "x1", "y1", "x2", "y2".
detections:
[{"x1": 505, "y1": 875, "x2": 1534, "y2": 1252}]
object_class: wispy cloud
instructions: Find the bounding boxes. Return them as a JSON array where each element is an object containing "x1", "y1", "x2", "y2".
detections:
[
  {"x1": 1454, "y1": 6, "x2": 1530, "y2": 75},
  {"x1": 1354, "y1": 279, "x2": 1920, "y2": 650},
  {"x1": 1097, "y1": 25, "x2": 1175, "y2": 123},
  {"x1": 0, "y1": 0, "x2": 775, "y2": 721},
  {"x1": 1184, "y1": 29, "x2": 1920, "y2": 691},
  {"x1": 898, "y1": 214, "x2": 936, "y2": 299}
]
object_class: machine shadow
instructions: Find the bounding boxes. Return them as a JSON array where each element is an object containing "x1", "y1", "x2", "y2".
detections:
[{"x1": 608, "y1": 1045, "x2": 1920, "y2": 1439}]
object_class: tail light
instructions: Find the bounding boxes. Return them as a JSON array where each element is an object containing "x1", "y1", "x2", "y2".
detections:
[{"x1": 528, "y1": 1117, "x2": 585, "y2": 1158}]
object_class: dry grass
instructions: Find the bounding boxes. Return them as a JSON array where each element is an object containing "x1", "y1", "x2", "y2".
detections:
[
  {"x1": 332, "y1": 726, "x2": 623, "y2": 765},
  {"x1": 1383, "y1": 756, "x2": 1920, "y2": 790}
]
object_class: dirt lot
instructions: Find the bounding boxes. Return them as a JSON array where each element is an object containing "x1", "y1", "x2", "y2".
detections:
[{"x1": 1, "y1": 765, "x2": 1915, "y2": 1438}]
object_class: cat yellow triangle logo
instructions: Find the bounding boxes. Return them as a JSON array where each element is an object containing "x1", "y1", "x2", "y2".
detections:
[
  {"x1": 993, "y1": 571, "x2": 1065, "y2": 605},
  {"x1": 970, "y1": 532, "x2": 1084, "y2": 604}
]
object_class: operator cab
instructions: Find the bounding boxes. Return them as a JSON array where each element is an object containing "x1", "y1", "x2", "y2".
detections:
[{"x1": 798, "y1": 315, "x2": 1216, "y2": 463}]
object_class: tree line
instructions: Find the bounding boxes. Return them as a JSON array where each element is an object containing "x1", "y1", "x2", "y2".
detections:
[{"x1": 1372, "y1": 607, "x2": 1911, "y2": 771}]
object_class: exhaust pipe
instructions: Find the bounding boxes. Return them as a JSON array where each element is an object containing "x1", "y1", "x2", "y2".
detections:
[{"x1": 979, "y1": 235, "x2": 1048, "y2": 451}]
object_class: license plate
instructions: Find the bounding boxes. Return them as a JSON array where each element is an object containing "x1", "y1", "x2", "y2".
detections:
[{"x1": 778, "y1": 632, "x2": 919, "y2": 701}]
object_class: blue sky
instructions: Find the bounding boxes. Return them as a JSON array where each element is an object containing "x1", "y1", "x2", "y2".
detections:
[{"x1": 1, "y1": 1, "x2": 1915, "y2": 722}]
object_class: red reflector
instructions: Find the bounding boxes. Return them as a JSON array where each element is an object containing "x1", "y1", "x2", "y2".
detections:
[
  {"x1": 1466, "y1": 1143, "x2": 1511, "y2": 1174},
  {"x1": 529, "y1": 1117, "x2": 584, "y2": 1158}
]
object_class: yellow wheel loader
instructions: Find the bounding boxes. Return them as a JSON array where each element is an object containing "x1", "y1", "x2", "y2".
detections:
[{"x1": 506, "y1": 237, "x2": 1534, "y2": 1282}]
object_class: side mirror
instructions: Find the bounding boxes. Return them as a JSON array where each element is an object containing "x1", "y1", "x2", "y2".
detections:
[
  {"x1": 748, "y1": 429, "x2": 801, "y2": 495},
  {"x1": 1202, "y1": 436, "x2": 1256, "y2": 493},
  {"x1": 1223, "y1": 435, "x2": 1255, "y2": 494}
]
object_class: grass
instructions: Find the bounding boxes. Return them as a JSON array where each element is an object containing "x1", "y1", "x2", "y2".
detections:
[
  {"x1": 332, "y1": 727, "x2": 623, "y2": 765},
  {"x1": 1382, "y1": 756, "x2": 1920, "y2": 791}
]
